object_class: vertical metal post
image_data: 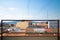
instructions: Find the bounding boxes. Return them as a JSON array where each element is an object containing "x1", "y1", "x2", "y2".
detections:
[
  {"x1": 58, "y1": 20, "x2": 59, "y2": 40},
  {"x1": 1, "y1": 20, "x2": 3, "y2": 40}
]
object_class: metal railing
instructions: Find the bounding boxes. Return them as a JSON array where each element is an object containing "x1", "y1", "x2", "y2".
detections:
[{"x1": 0, "y1": 20, "x2": 59, "y2": 40}]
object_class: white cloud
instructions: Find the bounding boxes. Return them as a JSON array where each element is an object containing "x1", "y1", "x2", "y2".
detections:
[
  {"x1": 8, "y1": 8, "x2": 16, "y2": 11},
  {"x1": 0, "y1": 6, "x2": 34, "y2": 21},
  {"x1": 0, "y1": 6, "x2": 48, "y2": 21}
]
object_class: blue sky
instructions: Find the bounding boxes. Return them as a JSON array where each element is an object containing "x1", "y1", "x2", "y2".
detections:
[{"x1": 0, "y1": 0, "x2": 60, "y2": 20}]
